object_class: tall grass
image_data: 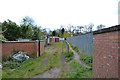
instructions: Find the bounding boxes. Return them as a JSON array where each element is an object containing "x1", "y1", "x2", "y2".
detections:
[
  {"x1": 67, "y1": 40, "x2": 93, "y2": 67},
  {"x1": 63, "y1": 41, "x2": 74, "y2": 62},
  {"x1": 59, "y1": 61, "x2": 92, "y2": 78}
]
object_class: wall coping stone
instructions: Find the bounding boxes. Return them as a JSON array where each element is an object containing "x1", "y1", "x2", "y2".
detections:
[
  {"x1": 93, "y1": 25, "x2": 120, "y2": 35},
  {"x1": 2, "y1": 40, "x2": 44, "y2": 43}
]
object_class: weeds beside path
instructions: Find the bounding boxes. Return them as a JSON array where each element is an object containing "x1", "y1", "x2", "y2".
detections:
[{"x1": 66, "y1": 41, "x2": 90, "y2": 68}]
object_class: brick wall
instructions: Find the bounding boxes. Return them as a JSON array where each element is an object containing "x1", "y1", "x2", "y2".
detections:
[
  {"x1": 40, "y1": 41, "x2": 44, "y2": 55},
  {"x1": 2, "y1": 41, "x2": 44, "y2": 57},
  {"x1": 93, "y1": 25, "x2": 120, "y2": 78}
]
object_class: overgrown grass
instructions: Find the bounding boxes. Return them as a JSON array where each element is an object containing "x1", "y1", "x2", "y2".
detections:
[
  {"x1": 64, "y1": 51, "x2": 74, "y2": 62},
  {"x1": 2, "y1": 52, "x2": 47, "y2": 78},
  {"x1": 63, "y1": 41, "x2": 74, "y2": 62},
  {"x1": 2, "y1": 41, "x2": 63, "y2": 78},
  {"x1": 59, "y1": 61, "x2": 92, "y2": 78},
  {"x1": 67, "y1": 40, "x2": 93, "y2": 67},
  {"x1": 47, "y1": 42, "x2": 63, "y2": 68}
]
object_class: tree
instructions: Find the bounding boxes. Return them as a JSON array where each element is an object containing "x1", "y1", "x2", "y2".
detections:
[
  {"x1": 61, "y1": 28, "x2": 65, "y2": 37},
  {"x1": 77, "y1": 26, "x2": 84, "y2": 34},
  {"x1": 97, "y1": 24, "x2": 105, "y2": 30},
  {"x1": 20, "y1": 16, "x2": 35, "y2": 26},
  {"x1": 88, "y1": 23, "x2": 94, "y2": 32},
  {"x1": 52, "y1": 30, "x2": 56, "y2": 36},
  {"x1": 2, "y1": 19, "x2": 21, "y2": 41},
  {"x1": 20, "y1": 16, "x2": 35, "y2": 39},
  {"x1": 32, "y1": 26, "x2": 41, "y2": 40},
  {"x1": 82, "y1": 23, "x2": 94, "y2": 33}
]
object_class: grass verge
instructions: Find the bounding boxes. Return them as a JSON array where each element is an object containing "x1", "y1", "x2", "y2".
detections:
[
  {"x1": 59, "y1": 60, "x2": 92, "y2": 78},
  {"x1": 63, "y1": 41, "x2": 74, "y2": 62},
  {"x1": 67, "y1": 40, "x2": 93, "y2": 67}
]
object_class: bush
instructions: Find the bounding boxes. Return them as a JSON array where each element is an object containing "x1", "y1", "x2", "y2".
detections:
[
  {"x1": 3, "y1": 61, "x2": 21, "y2": 69},
  {"x1": 2, "y1": 56, "x2": 12, "y2": 62}
]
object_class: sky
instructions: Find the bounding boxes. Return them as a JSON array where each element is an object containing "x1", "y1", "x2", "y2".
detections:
[{"x1": 0, "y1": 0, "x2": 119, "y2": 31}]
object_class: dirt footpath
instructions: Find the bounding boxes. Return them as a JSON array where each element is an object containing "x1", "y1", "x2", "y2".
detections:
[
  {"x1": 33, "y1": 42, "x2": 70, "y2": 78},
  {"x1": 67, "y1": 41, "x2": 90, "y2": 68},
  {"x1": 32, "y1": 41, "x2": 89, "y2": 78},
  {"x1": 33, "y1": 52, "x2": 65, "y2": 78}
]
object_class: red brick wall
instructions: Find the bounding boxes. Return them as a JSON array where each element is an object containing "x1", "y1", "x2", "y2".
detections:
[
  {"x1": 93, "y1": 30, "x2": 120, "y2": 78},
  {"x1": 40, "y1": 41, "x2": 44, "y2": 55},
  {"x1": 2, "y1": 41, "x2": 44, "y2": 57}
]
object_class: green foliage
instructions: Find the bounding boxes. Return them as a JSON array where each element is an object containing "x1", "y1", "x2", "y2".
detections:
[
  {"x1": 67, "y1": 41, "x2": 93, "y2": 66},
  {"x1": 52, "y1": 30, "x2": 56, "y2": 36},
  {"x1": 2, "y1": 52, "x2": 47, "y2": 78},
  {"x1": 64, "y1": 31, "x2": 71, "y2": 38},
  {"x1": 60, "y1": 61, "x2": 92, "y2": 78},
  {"x1": 20, "y1": 16, "x2": 42, "y2": 40},
  {"x1": 79, "y1": 54, "x2": 93, "y2": 67},
  {"x1": 2, "y1": 56, "x2": 12, "y2": 62},
  {"x1": 2, "y1": 19, "x2": 21, "y2": 41},
  {"x1": 64, "y1": 51, "x2": 74, "y2": 62},
  {"x1": 3, "y1": 61, "x2": 21, "y2": 69},
  {"x1": 2, "y1": 16, "x2": 42, "y2": 41},
  {"x1": 2, "y1": 42, "x2": 63, "y2": 78},
  {"x1": 0, "y1": 34, "x2": 8, "y2": 41},
  {"x1": 61, "y1": 28, "x2": 65, "y2": 37}
]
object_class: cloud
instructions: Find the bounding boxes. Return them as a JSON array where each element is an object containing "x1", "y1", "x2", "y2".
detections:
[{"x1": 0, "y1": 0, "x2": 119, "y2": 30}]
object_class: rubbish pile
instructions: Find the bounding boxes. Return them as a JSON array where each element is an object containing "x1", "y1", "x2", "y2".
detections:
[{"x1": 12, "y1": 50, "x2": 29, "y2": 62}]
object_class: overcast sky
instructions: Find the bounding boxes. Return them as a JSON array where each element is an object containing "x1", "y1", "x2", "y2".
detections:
[{"x1": 0, "y1": 0, "x2": 119, "y2": 30}]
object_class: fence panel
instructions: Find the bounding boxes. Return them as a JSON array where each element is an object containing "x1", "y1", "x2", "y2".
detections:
[{"x1": 66, "y1": 33, "x2": 93, "y2": 55}]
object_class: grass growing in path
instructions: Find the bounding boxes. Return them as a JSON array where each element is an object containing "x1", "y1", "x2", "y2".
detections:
[
  {"x1": 59, "y1": 61, "x2": 92, "y2": 78},
  {"x1": 2, "y1": 41, "x2": 63, "y2": 78},
  {"x1": 63, "y1": 41, "x2": 74, "y2": 62},
  {"x1": 67, "y1": 40, "x2": 93, "y2": 67}
]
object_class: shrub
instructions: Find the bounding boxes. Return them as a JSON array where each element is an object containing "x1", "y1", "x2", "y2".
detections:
[
  {"x1": 3, "y1": 61, "x2": 21, "y2": 69},
  {"x1": 2, "y1": 56, "x2": 12, "y2": 62}
]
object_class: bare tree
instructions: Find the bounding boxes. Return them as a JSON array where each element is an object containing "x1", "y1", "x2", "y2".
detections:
[
  {"x1": 77, "y1": 26, "x2": 84, "y2": 34},
  {"x1": 97, "y1": 24, "x2": 105, "y2": 30}
]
